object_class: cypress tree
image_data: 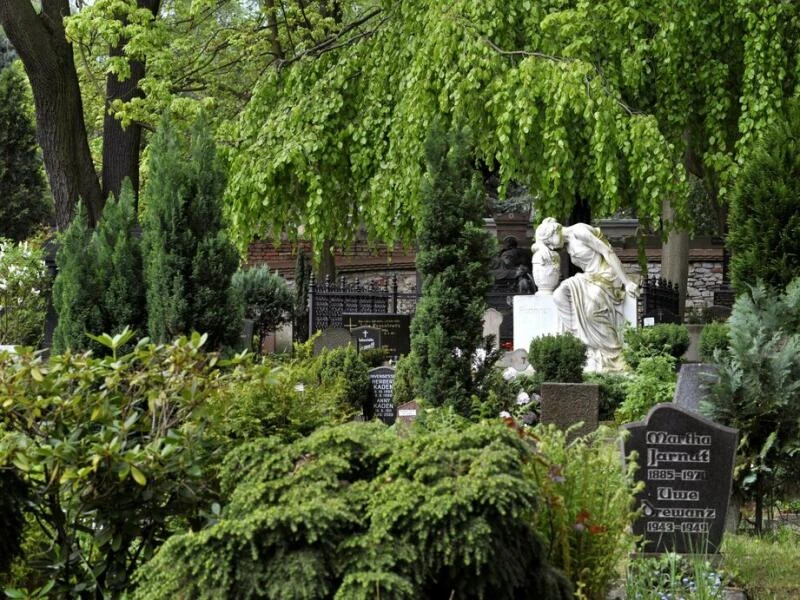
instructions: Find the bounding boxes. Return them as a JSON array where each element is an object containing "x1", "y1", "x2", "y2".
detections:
[
  {"x1": 52, "y1": 203, "x2": 103, "y2": 353},
  {"x1": 0, "y1": 61, "x2": 51, "y2": 241},
  {"x1": 143, "y1": 115, "x2": 240, "y2": 349},
  {"x1": 93, "y1": 179, "x2": 146, "y2": 338},
  {"x1": 410, "y1": 123, "x2": 496, "y2": 416},
  {"x1": 728, "y1": 100, "x2": 800, "y2": 293}
]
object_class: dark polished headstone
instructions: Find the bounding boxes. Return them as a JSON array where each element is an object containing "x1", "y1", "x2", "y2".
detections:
[
  {"x1": 351, "y1": 326, "x2": 382, "y2": 353},
  {"x1": 343, "y1": 313, "x2": 411, "y2": 361},
  {"x1": 623, "y1": 404, "x2": 738, "y2": 554},
  {"x1": 312, "y1": 328, "x2": 353, "y2": 356},
  {"x1": 368, "y1": 366, "x2": 396, "y2": 425},
  {"x1": 674, "y1": 363, "x2": 719, "y2": 412}
]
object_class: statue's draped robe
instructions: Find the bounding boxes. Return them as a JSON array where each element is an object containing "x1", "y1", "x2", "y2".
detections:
[{"x1": 552, "y1": 225, "x2": 626, "y2": 371}]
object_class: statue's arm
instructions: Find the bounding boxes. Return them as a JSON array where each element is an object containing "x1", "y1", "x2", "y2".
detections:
[{"x1": 577, "y1": 227, "x2": 639, "y2": 296}]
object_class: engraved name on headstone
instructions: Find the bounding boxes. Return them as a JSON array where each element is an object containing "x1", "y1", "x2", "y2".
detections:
[
  {"x1": 368, "y1": 366, "x2": 396, "y2": 425},
  {"x1": 623, "y1": 404, "x2": 738, "y2": 554}
]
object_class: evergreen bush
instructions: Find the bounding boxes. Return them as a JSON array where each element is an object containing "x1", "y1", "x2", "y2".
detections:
[
  {"x1": 410, "y1": 123, "x2": 496, "y2": 416},
  {"x1": 51, "y1": 204, "x2": 103, "y2": 353},
  {"x1": 702, "y1": 280, "x2": 800, "y2": 532},
  {"x1": 133, "y1": 421, "x2": 573, "y2": 599},
  {"x1": 528, "y1": 333, "x2": 587, "y2": 383},
  {"x1": 699, "y1": 321, "x2": 730, "y2": 362},
  {"x1": 232, "y1": 265, "x2": 293, "y2": 353},
  {"x1": 314, "y1": 345, "x2": 370, "y2": 417},
  {"x1": 728, "y1": 100, "x2": 800, "y2": 293},
  {"x1": 622, "y1": 323, "x2": 689, "y2": 369},
  {"x1": 584, "y1": 371, "x2": 630, "y2": 421},
  {"x1": 391, "y1": 351, "x2": 419, "y2": 406},
  {"x1": 0, "y1": 62, "x2": 51, "y2": 242},
  {"x1": 142, "y1": 115, "x2": 241, "y2": 349},
  {"x1": 92, "y1": 180, "x2": 146, "y2": 340}
]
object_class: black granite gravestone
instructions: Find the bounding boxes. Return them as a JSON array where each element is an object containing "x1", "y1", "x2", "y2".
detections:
[
  {"x1": 344, "y1": 314, "x2": 411, "y2": 360},
  {"x1": 368, "y1": 366, "x2": 396, "y2": 425},
  {"x1": 623, "y1": 404, "x2": 738, "y2": 554},
  {"x1": 351, "y1": 326, "x2": 382, "y2": 353}
]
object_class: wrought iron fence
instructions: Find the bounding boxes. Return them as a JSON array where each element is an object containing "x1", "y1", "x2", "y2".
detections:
[
  {"x1": 640, "y1": 277, "x2": 680, "y2": 325},
  {"x1": 307, "y1": 274, "x2": 419, "y2": 335}
]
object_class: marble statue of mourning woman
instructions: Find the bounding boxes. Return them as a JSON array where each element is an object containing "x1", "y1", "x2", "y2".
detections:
[{"x1": 533, "y1": 217, "x2": 639, "y2": 371}]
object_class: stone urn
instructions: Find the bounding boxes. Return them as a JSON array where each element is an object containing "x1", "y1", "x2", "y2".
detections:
[{"x1": 531, "y1": 245, "x2": 560, "y2": 294}]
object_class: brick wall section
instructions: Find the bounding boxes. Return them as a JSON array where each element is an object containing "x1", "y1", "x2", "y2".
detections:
[{"x1": 247, "y1": 241, "x2": 724, "y2": 312}]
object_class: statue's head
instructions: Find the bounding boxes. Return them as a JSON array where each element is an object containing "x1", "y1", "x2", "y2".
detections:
[{"x1": 535, "y1": 217, "x2": 564, "y2": 250}]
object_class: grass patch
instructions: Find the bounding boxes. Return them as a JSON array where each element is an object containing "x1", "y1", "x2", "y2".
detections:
[{"x1": 723, "y1": 526, "x2": 800, "y2": 599}]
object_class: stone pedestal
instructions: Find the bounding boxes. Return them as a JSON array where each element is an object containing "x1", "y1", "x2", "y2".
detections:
[
  {"x1": 513, "y1": 293, "x2": 637, "y2": 358},
  {"x1": 512, "y1": 294, "x2": 561, "y2": 351}
]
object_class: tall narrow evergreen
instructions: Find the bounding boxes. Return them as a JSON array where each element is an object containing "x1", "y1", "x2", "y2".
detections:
[
  {"x1": 0, "y1": 62, "x2": 51, "y2": 241},
  {"x1": 410, "y1": 123, "x2": 496, "y2": 416},
  {"x1": 143, "y1": 115, "x2": 240, "y2": 349},
  {"x1": 52, "y1": 203, "x2": 103, "y2": 353},
  {"x1": 93, "y1": 180, "x2": 146, "y2": 338}
]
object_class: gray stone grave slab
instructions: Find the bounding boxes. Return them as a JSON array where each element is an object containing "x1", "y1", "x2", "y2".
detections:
[
  {"x1": 368, "y1": 366, "x2": 396, "y2": 425},
  {"x1": 540, "y1": 383, "x2": 599, "y2": 440},
  {"x1": 351, "y1": 326, "x2": 382, "y2": 353},
  {"x1": 623, "y1": 403, "x2": 738, "y2": 554},
  {"x1": 674, "y1": 363, "x2": 720, "y2": 412},
  {"x1": 482, "y1": 308, "x2": 504, "y2": 344},
  {"x1": 312, "y1": 327, "x2": 353, "y2": 356},
  {"x1": 396, "y1": 400, "x2": 419, "y2": 425},
  {"x1": 497, "y1": 348, "x2": 531, "y2": 373}
]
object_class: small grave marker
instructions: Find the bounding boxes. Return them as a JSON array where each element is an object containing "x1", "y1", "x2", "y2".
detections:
[
  {"x1": 368, "y1": 366, "x2": 396, "y2": 425},
  {"x1": 623, "y1": 404, "x2": 738, "y2": 554},
  {"x1": 351, "y1": 326, "x2": 382, "y2": 353},
  {"x1": 396, "y1": 400, "x2": 419, "y2": 425}
]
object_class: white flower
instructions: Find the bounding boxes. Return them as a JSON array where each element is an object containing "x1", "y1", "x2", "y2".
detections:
[
  {"x1": 499, "y1": 410, "x2": 511, "y2": 418},
  {"x1": 516, "y1": 391, "x2": 530, "y2": 405},
  {"x1": 502, "y1": 367, "x2": 518, "y2": 381}
]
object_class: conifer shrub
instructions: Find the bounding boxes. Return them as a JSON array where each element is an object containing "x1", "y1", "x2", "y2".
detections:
[
  {"x1": 728, "y1": 100, "x2": 800, "y2": 293},
  {"x1": 314, "y1": 345, "x2": 370, "y2": 416},
  {"x1": 622, "y1": 323, "x2": 689, "y2": 369},
  {"x1": 142, "y1": 115, "x2": 240, "y2": 350},
  {"x1": 528, "y1": 333, "x2": 587, "y2": 383},
  {"x1": 133, "y1": 420, "x2": 573, "y2": 599},
  {"x1": 0, "y1": 62, "x2": 51, "y2": 242},
  {"x1": 52, "y1": 185, "x2": 146, "y2": 353},
  {"x1": 410, "y1": 123, "x2": 496, "y2": 416},
  {"x1": 51, "y1": 204, "x2": 103, "y2": 353},
  {"x1": 702, "y1": 280, "x2": 800, "y2": 532},
  {"x1": 232, "y1": 265, "x2": 293, "y2": 353}
]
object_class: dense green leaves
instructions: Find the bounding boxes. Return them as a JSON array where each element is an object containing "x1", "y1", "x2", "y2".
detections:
[
  {"x1": 0, "y1": 333, "x2": 238, "y2": 596},
  {"x1": 0, "y1": 240, "x2": 49, "y2": 347},
  {"x1": 134, "y1": 420, "x2": 573, "y2": 599},
  {"x1": 232, "y1": 265, "x2": 294, "y2": 352}
]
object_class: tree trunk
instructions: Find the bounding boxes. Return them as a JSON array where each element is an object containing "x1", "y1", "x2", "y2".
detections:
[
  {"x1": 0, "y1": 0, "x2": 103, "y2": 229},
  {"x1": 661, "y1": 198, "x2": 689, "y2": 320},
  {"x1": 101, "y1": 0, "x2": 160, "y2": 206},
  {"x1": 315, "y1": 239, "x2": 337, "y2": 281}
]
